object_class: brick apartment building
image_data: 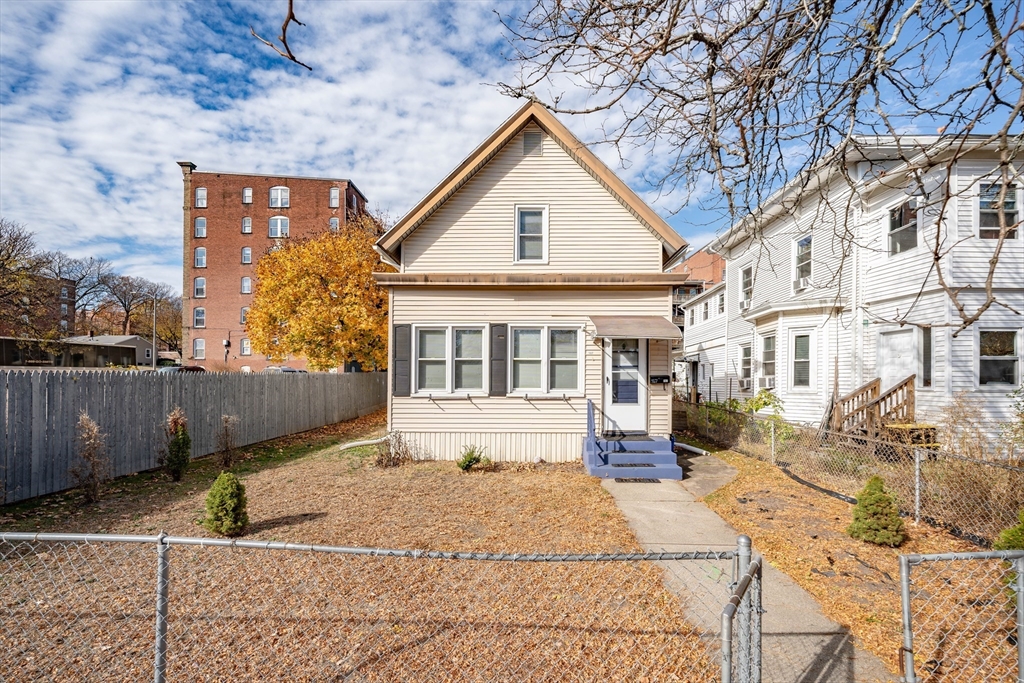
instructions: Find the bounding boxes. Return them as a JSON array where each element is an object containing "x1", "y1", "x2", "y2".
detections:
[
  {"x1": 0, "y1": 275, "x2": 76, "y2": 339},
  {"x1": 178, "y1": 163, "x2": 367, "y2": 371}
]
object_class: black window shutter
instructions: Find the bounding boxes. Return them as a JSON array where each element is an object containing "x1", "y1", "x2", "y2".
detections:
[
  {"x1": 490, "y1": 324, "x2": 507, "y2": 396},
  {"x1": 393, "y1": 324, "x2": 411, "y2": 397}
]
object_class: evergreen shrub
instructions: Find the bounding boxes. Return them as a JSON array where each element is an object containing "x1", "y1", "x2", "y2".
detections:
[
  {"x1": 203, "y1": 472, "x2": 249, "y2": 537},
  {"x1": 847, "y1": 476, "x2": 906, "y2": 547}
]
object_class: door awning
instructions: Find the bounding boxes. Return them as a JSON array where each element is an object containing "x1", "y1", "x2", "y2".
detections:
[{"x1": 589, "y1": 316, "x2": 682, "y2": 340}]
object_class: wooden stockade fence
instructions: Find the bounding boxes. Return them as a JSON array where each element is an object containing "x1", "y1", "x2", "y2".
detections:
[{"x1": 0, "y1": 370, "x2": 387, "y2": 505}]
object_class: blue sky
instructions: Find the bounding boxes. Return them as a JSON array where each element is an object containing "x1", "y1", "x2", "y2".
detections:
[{"x1": 0, "y1": 0, "x2": 719, "y2": 292}]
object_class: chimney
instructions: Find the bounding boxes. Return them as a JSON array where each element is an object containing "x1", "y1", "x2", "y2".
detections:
[{"x1": 177, "y1": 161, "x2": 196, "y2": 175}]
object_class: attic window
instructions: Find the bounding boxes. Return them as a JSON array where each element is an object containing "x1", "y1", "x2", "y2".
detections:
[{"x1": 524, "y1": 131, "x2": 543, "y2": 156}]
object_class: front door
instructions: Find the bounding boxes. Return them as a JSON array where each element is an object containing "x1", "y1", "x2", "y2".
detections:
[
  {"x1": 879, "y1": 329, "x2": 915, "y2": 391},
  {"x1": 603, "y1": 338, "x2": 647, "y2": 434}
]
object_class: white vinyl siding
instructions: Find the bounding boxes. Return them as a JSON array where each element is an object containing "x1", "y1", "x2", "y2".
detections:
[{"x1": 401, "y1": 125, "x2": 664, "y2": 273}]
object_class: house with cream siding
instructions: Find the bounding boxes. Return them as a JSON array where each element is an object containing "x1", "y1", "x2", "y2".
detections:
[
  {"x1": 373, "y1": 102, "x2": 690, "y2": 477},
  {"x1": 683, "y1": 138, "x2": 1023, "y2": 441}
]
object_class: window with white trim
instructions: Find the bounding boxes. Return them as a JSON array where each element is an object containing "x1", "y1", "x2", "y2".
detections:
[
  {"x1": 194, "y1": 247, "x2": 206, "y2": 268},
  {"x1": 241, "y1": 338, "x2": 251, "y2": 356},
  {"x1": 240, "y1": 307, "x2": 249, "y2": 325},
  {"x1": 979, "y1": 183, "x2": 1019, "y2": 239},
  {"x1": 270, "y1": 186, "x2": 289, "y2": 208},
  {"x1": 194, "y1": 277, "x2": 206, "y2": 298},
  {"x1": 523, "y1": 131, "x2": 543, "y2": 155},
  {"x1": 241, "y1": 277, "x2": 251, "y2": 294},
  {"x1": 702, "y1": 301, "x2": 709, "y2": 321},
  {"x1": 61, "y1": 303, "x2": 68, "y2": 316},
  {"x1": 795, "y1": 235, "x2": 812, "y2": 280},
  {"x1": 921, "y1": 327, "x2": 932, "y2": 388},
  {"x1": 762, "y1": 335, "x2": 776, "y2": 380},
  {"x1": 241, "y1": 247, "x2": 252, "y2": 264},
  {"x1": 194, "y1": 217, "x2": 206, "y2": 238},
  {"x1": 60, "y1": 319, "x2": 68, "y2": 331},
  {"x1": 718, "y1": 293, "x2": 725, "y2": 314},
  {"x1": 741, "y1": 267, "x2": 753, "y2": 303},
  {"x1": 413, "y1": 326, "x2": 488, "y2": 393},
  {"x1": 514, "y1": 206, "x2": 547, "y2": 262},
  {"x1": 329, "y1": 187, "x2": 340, "y2": 208},
  {"x1": 889, "y1": 200, "x2": 918, "y2": 254},
  {"x1": 979, "y1": 330, "x2": 1018, "y2": 385},
  {"x1": 242, "y1": 187, "x2": 253, "y2": 204},
  {"x1": 329, "y1": 217, "x2": 339, "y2": 231},
  {"x1": 740, "y1": 345, "x2": 752, "y2": 382},
  {"x1": 193, "y1": 307, "x2": 205, "y2": 328},
  {"x1": 269, "y1": 216, "x2": 289, "y2": 238},
  {"x1": 510, "y1": 326, "x2": 580, "y2": 393},
  {"x1": 454, "y1": 328, "x2": 484, "y2": 391},
  {"x1": 792, "y1": 334, "x2": 811, "y2": 387},
  {"x1": 689, "y1": 309, "x2": 695, "y2": 326},
  {"x1": 61, "y1": 287, "x2": 68, "y2": 299},
  {"x1": 195, "y1": 187, "x2": 207, "y2": 208},
  {"x1": 242, "y1": 217, "x2": 252, "y2": 234},
  {"x1": 145, "y1": 348, "x2": 152, "y2": 359},
  {"x1": 193, "y1": 338, "x2": 205, "y2": 359}
]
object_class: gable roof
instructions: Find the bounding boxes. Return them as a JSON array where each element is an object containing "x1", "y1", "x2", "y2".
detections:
[{"x1": 375, "y1": 100, "x2": 687, "y2": 266}]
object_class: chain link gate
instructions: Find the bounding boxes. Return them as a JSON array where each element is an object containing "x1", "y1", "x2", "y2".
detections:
[
  {"x1": 1, "y1": 532, "x2": 764, "y2": 681},
  {"x1": 899, "y1": 549, "x2": 1024, "y2": 682}
]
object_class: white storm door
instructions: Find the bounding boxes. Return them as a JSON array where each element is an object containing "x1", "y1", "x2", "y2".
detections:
[
  {"x1": 879, "y1": 330, "x2": 915, "y2": 390},
  {"x1": 602, "y1": 338, "x2": 648, "y2": 433}
]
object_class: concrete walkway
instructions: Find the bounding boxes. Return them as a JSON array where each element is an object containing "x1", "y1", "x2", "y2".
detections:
[{"x1": 603, "y1": 453, "x2": 896, "y2": 683}]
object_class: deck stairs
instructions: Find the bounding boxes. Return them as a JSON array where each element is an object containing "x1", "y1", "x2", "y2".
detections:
[
  {"x1": 831, "y1": 375, "x2": 937, "y2": 449},
  {"x1": 583, "y1": 400, "x2": 683, "y2": 480}
]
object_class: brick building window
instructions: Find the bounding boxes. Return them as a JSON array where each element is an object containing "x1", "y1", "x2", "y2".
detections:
[
  {"x1": 193, "y1": 307, "x2": 206, "y2": 328},
  {"x1": 194, "y1": 217, "x2": 206, "y2": 238},
  {"x1": 269, "y1": 216, "x2": 289, "y2": 238},
  {"x1": 61, "y1": 287, "x2": 68, "y2": 299},
  {"x1": 241, "y1": 338, "x2": 251, "y2": 356},
  {"x1": 194, "y1": 247, "x2": 206, "y2": 268},
  {"x1": 193, "y1": 338, "x2": 205, "y2": 360},
  {"x1": 194, "y1": 277, "x2": 206, "y2": 298},
  {"x1": 242, "y1": 217, "x2": 251, "y2": 234},
  {"x1": 270, "y1": 186, "x2": 290, "y2": 207},
  {"x1": 330, "y1": 187, "x2": 340, "y2": 208},
  {"x1": 195, "y1": 187, "x2": 207, "y2": 208},
  {"x1": 61, "y1": 303, "x2": 68, "y2": 316},
  {"x1": 60, "y1": 320, "x2": 68, "y2": 331},
  {"x1": 241, "y1": 277, "x2": 251, "y2": 294},
  {"x1": 241, "y1": 247, "x2": 252, "y2": 264},
  {"x1": 240, "y1": 307, "x2": 249, "y2": 325},
  {"x1": 242, "y1": 187, "x2": 253, "y2": 204},
  {"x1": 330, "y1": 217, "x2": 339, "y2": 231}
]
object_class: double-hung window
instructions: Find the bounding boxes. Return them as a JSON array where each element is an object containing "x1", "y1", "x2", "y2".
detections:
[
  {"x1": 270, "y1": 186, "x2": 289, "y2": 208},
  {"x1": 795, "y1": 235, "x2": 812, "y2": 281},
  {"x1": 242, "y1": 217, "x2": 252, "y2": 234},
  {"x1": 193, "y1": 338, "x2": 205, "y2": 360},
  {"x1": 514, "y1": 206, "x2": 547, "y2": 263},
  {"x1": 741, "y1": 267, "x2": 753, "y2": 303},
  {"x1": 61, "y1": 287, "x2": 68, "y2": 300},
  {"x1": 979, "y1": 330, "x2": 1018, "y2": 385},
  {"x1": 792, "y1": 333, "x2": 811, "y2": 388},
  {"x1": 510, "y1": 326, "x2": 580, "y2": 393},
  {"x1": 194, "y1": 247, "x2": 206, "y2": 268},
  {"x1": 329, "y1": 217, "x2": 339, "y2": 231},
  {"x1": 241, "y1": 247, "x2": 252, "y2": 264},
  {"x1": 241, "y1": 339, "x2": 251, "y2": 356},
  {"x1": 414, "y1": 326, "x2": 487, "y2": 393},
  {"x1": 194, "y1": 217, "x2": 206, "y2": 238},
  {"x1": 242, "y1": 187, "x2": 253, "y2": 204},
  {"x1": 889, "y1": 200, "x2": 918, "y2": 254},
  {"x1": 718, "y1": 293, "x2": 725, "y2": 314},
  {"x1": 329, "y1": 187, "x2": 340, "y2": 208},
  {"x1": 194, "y1": 187, "x2": 207, "y2": 208},
  {"x1": 194, "y1": 277, "x2": 206, "y2": 298},
  {"x1": 979, "y1": 183, "x2": 1019, "y2": 239},
  {"x1": 702, "y1": 301, "x2": 709, "y2": 321},
  {"x1": 240, "y1": 307, "x2": 249, "y2": 325},
  {"x1": 241, "y1": 276, "x2": 251, "y2": 294},
  {"x1": 762, "y1": 335, "x2": 776, "y2": 380},
  {"x1": 689, "y1": 309, "x2": 695, "y2": 326},
  {"x1": 740, "y1": 345, "x2": 752, "y2": 383},
  {"x1": 269, "y1": 216, "x2": 289, "y2": 238},
  {"x1": 193, "y1": 307, "x2": 205, "y2": 328}
]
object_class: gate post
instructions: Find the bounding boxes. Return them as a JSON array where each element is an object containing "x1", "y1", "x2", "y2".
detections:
[
  {"x1": 899, "y1": 555, "x2": 917, "y2": 683},
  {"x1": 737, "y1": 535, "x2": 751, "y2": 683}
]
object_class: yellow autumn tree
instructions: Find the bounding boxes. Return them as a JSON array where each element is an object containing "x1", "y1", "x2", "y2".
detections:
[{"x1": 247, "y1": 215, "x2": 392, "y2": 370}]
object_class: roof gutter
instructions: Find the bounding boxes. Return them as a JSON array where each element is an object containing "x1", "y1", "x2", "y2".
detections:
[
  {"x1": 373, "y1": 244, "x2": 401, "y2": 270},
  {"x1": 663, "y1": 244, "x2": 689, "y2": 272}
]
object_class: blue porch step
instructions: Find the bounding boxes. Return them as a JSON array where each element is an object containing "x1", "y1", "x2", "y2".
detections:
[
  {"x1": 583, "y1": 400, "x2": 683, "y2": 480},
  {"x1": 587, "y1": 462, "x2": 683, "y2": 479}
]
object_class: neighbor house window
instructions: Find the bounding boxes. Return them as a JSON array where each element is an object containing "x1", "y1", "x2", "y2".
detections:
[
  {"x1": 195, "y1": 187, "x2": 207, "y2": 208},
  {"x1": 329, "y1": 187, "x2": 340, "y2": 208},
  {"x1": 741, "y1": 267, "x2": 753, "y2": 303},
  {"x1": 242, "y1": 217, "x2": 252, "y2": 234},
  {"x1": 740, "y1": 345, "x2": 752, "y2": 381},
  {"x1": 194, "y1": 277, "x2": 206, "y2": 298},
  {"x1": 242, "y1": 187, "x2": 253, "y2": 204},
  {"x1": 762, "y1": 335, "x2": 776, "y2": 380},
  {"x1": 718, "y1": 293, "x2": 725, "y2": 314},
  {"x1": 792, "y1": 334, "x2": 811, "y2": 387},
  {"x1": 241, "y1": 276, "x2": 251, "y2": 294},
  {"x1": 241, "y1": 338, "x2": 251, "y2": 356},
  {"x1": 889, "y1": 200, "x2": 919, "y2": 254},
  {"x1": 145, "y1": 348, "x2": 151, "y2": 360},
  {"x1": 922, "y1": 327, "x2": 932, "y2": 388},
  {"x1": 979, "y1": 330, "x2": 1018, "y2": 385},
  {"x1": 193, "y1": 307, "x2": 205, "y2": 328},
  {"x1": 689, "y1": 309, "x2": 695, "y2": 326},
  {"x1": 241, "y1": 247, "x2": 252, "y2": 264},
  {"x1": 514, "y1": 206, "x2": 547, "y2": 262},
  {"x1": 702, "y1": 301, "x2": 709, "y2": 321},
  {"x1": 194, "y1": 247, "x2": 206, "y2": 268},
  {"x1": 329, "y1": 217, "x2": 339, "y2": 231},
  {"x1": 510, "y1": 326, "x2": 580, "y2": 393},
  {"x1": 194, "y1": 217, "x2": 206, "y2": 238},
  {"x1": 61, "y1": 303, "x2": 68, "y2": 316},
  {"x1": 240, "y1": 307, "x2": 249, "y2": 325},
  {"x1": 193, "y1": 338, "x2": 205, "y2": 359},
  {"x1": 979, "y1": 183, "x2": 1019, "y2": 239},
  {"x1": 270, "y1": 186, "x2": 289, "y2": 208},
  {"x1": 60, "y1": 319, "x2": 68, "y2": 331},
  {"x1": 795, "y1": 235, "x2": 812, "y2": 281},
  {"x1": 269, "y1": 216, "x2": 289, "y2": 238},
  {"x1": 61, "y1": 287, "x2": 68, "y2": 299}
]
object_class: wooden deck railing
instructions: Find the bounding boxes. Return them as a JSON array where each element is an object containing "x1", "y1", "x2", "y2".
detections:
[
  {"x1": 831, "y1": 378, "x2": 880, "y2": 433},
  {"x1": 832, "y1": 374, "x2": 916, "y2": 439}
]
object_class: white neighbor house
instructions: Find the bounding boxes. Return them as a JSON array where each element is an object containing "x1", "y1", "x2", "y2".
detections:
[
  {"x1": 682, "y1": 137, "x2": 1023, "y2": 438},
  {"x1": 373, "y1": 102, "x2": 691, "y2": 464}
]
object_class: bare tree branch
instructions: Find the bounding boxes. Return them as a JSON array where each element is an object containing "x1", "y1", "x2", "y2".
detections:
[{"x1": 250, "y1": 0, "x2": 312, "y2": 71}]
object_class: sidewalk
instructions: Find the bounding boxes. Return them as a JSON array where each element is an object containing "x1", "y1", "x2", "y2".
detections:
[{"x1": 603, "y1": 453, "x2": 896, "y2": 683}]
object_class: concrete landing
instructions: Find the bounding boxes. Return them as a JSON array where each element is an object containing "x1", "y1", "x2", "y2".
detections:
[{"x1": 603, "y1": 456, "x2": 897, "y2": 683}]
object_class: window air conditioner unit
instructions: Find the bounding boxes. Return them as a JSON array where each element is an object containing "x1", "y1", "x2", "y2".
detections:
[
  {"x1": 793, "y1": 277, "x2": 811, "y2": 292},
  {"x1": 758, "y1": 376, "x2": 776, "y2": 389},
  {"x1": 738, "y1": 379, "x2": 752, "y2": 391},
  {"x1": 739, "y1": 300, "x2": 751, "y2": 312}
]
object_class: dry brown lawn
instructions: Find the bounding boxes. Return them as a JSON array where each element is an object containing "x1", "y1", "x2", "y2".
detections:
[{"x1": 1, "y1": 411, "x2": 721, "y2": 681}]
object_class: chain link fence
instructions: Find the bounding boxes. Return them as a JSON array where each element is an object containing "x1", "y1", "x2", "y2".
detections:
[
  {"x1": 898, "y1": 550, "x2": 1024, "y2": 682},
  {"x1": 680, "y1": 401, "x2": 1024, "y2": 547},
  {"x1": 1, "y1": 532, "x2": 764, "y2": 682}
]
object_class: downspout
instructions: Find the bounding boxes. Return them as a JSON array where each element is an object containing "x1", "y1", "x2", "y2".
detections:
[{"x1": 374, "y1": 244, "x2": 401, "y2": 271}]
